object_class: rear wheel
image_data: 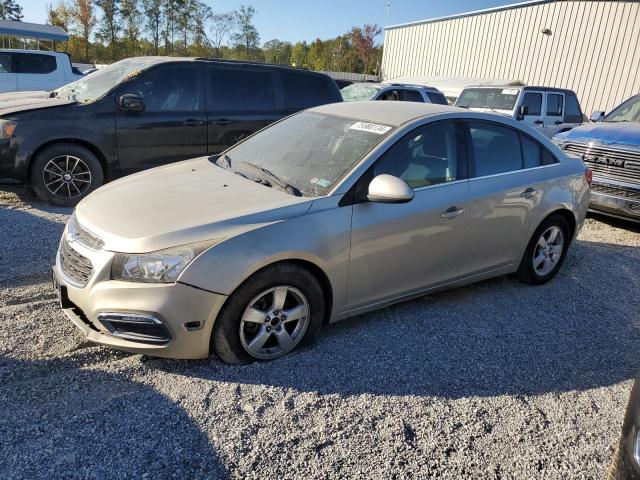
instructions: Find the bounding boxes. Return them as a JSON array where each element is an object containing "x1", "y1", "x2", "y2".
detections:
[
  {"x1": 212, "y1": 264, "x2": 325, "y2": 365},
  {"x1": 515, "y1": 214, "x2": 570, "y2": 285},
  {"x1": 31, "y1": 143, "x2": 104, "y2": 207}
]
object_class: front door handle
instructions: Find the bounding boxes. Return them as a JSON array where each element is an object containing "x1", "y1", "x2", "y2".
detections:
[
  {"x1": 521, "y1": 187, "x2": 538, "y2": 199},
  {"x1": 441, "y1": 206, "x2": 466, "y2": 219},
  {"x1": 183, "y1": 119, "x2": 205, "y2": 126},
  {"x1": 554, "y1": 120, "x2": 563, "y2": 125}
]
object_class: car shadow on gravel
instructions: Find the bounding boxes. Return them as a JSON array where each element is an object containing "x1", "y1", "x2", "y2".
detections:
[
  {"x1": 154, "y1": 239, "x2": 640, "y2": 400},
  {"x1": 0, "y1": 352, "x2": 228, "y2": 479}
]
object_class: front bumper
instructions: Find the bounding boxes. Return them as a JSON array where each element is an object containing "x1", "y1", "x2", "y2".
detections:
[
  {"x1": 53, "y1": 238, "x2": 227, "y2": 359},
  {"x1": 589, "y1": 179, "x2": 640, "y2": 222}
]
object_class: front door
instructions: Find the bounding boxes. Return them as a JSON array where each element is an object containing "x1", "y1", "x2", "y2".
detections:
[
  {"x1": 115, "y1": 63, "x2": 207, "y2": 171},
  {"x1": 347, "y1": 121, "x2": 470, "y2": 309},
  {"x1": 519, "y1": 90, "x2": 545, "y2": 129},
  {"x1": 541, "y1": 92, "x2": 566, "y2": 137}
]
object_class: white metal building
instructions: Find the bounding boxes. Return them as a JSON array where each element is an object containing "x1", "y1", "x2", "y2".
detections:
[{"x1": 381, "y1": 0, "x2": 640, "y2": 114}]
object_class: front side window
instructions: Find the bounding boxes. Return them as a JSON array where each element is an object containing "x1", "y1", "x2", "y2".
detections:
[
  {"x1": 121, "y1": 66, "x2": 199, "y2": 112},
  {"x1": 373, "y1": 122, "x2": 463, "y2": 188},
  {"x1": 402, "y1": 90, "x2": 423, "y2": 102},
  {"x1": 468, "y1": 122, "x2": 522, "y2": 176},
  {"x1": 605, "y1": 95, "x2": 640, "y2": 122},
  {"x1": 208, "y1": 67, "x2": 275, "y2": 112},
  {"x1": 380, "y1": 90, "x2": 401, "y2": 101},
  {"x1": 12, "y1": 53, "x2": 56, "y2": 74},
  {"x1": 521, "y1": 92, "x2": 542, "y2": 116},
  {"x1": 217, "y1": 112, "x2": 394, "y2": 197},
  {"x1": 546, "y1": 93, "x2": 563, "y2": 116},
  {"x1": 282, "y1": 71, "x2": 334, "y2": 109}
]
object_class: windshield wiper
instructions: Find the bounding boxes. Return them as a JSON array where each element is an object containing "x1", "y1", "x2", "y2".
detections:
[
  {"x1": 215, "y1": 154, "x2": 232, "y2": 168},
  {"x1": 237, "y1": 161, "x2": 302, "y2": 196}
]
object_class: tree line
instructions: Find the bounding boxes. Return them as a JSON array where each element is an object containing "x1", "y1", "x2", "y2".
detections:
[{"x1": 0, "y1": 0, "x2": 382, "y2": 75}]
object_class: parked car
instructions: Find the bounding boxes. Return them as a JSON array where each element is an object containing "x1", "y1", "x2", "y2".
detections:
[
  {"x1": 0, "y1": 56, "x2": 342, "y2": 206},
  {"x1": 553, "y1": 94, "x2": 640, "y2": 222},
  {"x1": 0, "y1": 49, "x2": 83, "y2": 93},
  {"x1": 608, "y1": 373, "x2": 640, "y2": 480},
  {"x1": 341, "y1": 82, "x2": 449, "y2": 105},
  {"x1": 455, "y1": 85, "x2": 585, "y2": 137},
  {"x1": 52, "y1": 102, "x2": 591, "y2": 364}
]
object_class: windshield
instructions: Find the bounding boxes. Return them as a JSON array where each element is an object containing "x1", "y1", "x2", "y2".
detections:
[
  {"x1": 52, "y1": 58, "x2": 162, "y2": 104},
  {"x1": 340, "y1": 83, "x2": 382, "y2": 102},
  {"x1": 455, "y1": 88, "x2": 520, "y2": 111},
  {"x1": 215, "y1": 112, "x2": 394, "y2": 197},
  {"x1": 604, "y1": 95, "x2": 640, "y2": 122}
]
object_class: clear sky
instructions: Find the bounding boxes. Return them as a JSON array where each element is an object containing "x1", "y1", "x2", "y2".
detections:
[{"x1": 21, "y1": 0, "x2": 515, "y2": 43}]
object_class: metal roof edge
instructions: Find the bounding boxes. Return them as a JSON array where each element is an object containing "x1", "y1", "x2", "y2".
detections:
[{"x1": 385, "y1": 0, "x2": 553, "y2": 30}]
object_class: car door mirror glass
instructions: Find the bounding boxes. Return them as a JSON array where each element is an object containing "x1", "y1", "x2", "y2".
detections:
[
  {"x1": 118, "y1": 93, "x2": 145, "y2": 112},
  {"x1": 590, "y1": 110, "x2": 605, "y2": 122},
  {"x1": 367, "y1": 174, "x2": 414, "y2": 203},
  {"x1": 518, "y1": 105, "x2": 528, "y2": 117}
]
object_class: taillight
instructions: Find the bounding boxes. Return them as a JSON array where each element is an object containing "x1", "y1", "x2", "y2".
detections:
[{"x1": 585, "y1": 168, "x2": 593, "y2": 187}]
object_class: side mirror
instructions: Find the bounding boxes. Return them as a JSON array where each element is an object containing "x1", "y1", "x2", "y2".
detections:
[
  {"x1": 367, "y1": 174, "x2": 414, "y2": 204},
  {"x1": 118, "y1": 93, "x2": 145, "y2": 112},
  {"x1": 518, "y1": 105, "x2": 529, "y2": 116},
  {"x1": 590, "y1": 111, "x2": 605, "y2": 122}
]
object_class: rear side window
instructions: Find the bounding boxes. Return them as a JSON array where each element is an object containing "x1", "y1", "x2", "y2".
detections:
[
  {"x1": 521, "y1": 135, "x2": 542, "y2": 168},
  {"x1": 0, "y1": 53, "x2": 11, "y2": 73},
  {"x1": 546, "y1": 93, "x2": 563, "y2": 116},
  {"x1": 521, "y1": 92, "x2": 542, "y2": 116},
  {"x1": 468, "y1": 122, "x2": 522, "y2": 176},
  {"x1": 281, "y1": 71, "x2": 335, "y2": 109},
  {"x1": 565, "y1": 93, "x2": 583, "y2": 123},
  {"x1": 208, "y1": 66, "x2": 276, "y2": 112},
  {"x1": 402, "y1": 89, "x2": 423, "y2": 102},
  {"x1": 542, "y1": 148, "x2": 558, "y2": 165},
  {"x1": 426, "y1": 91, "x2": 448, "y2": 105},
  {"x1": 12, "y1": 53, "x2": 57, "y2": 74}
]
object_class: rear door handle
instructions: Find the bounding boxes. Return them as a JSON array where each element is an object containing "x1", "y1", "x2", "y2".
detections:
[
  {"x1": 212, "y1": 119, "x2": 232, "y2": 126},
  {"x1": 534, "y1": 120, "x2": 544, "y2": 125},
  {"x1": 521, "y1": 187, "x2": 538, "y2": 199},
  {"x1": 183, "y1": 119, "x2": 205, "y2": 126},
  {"x1": 554, "y1": 120, "x2": 563, "y2": 125},
  {"x1": 441, "y1": 206, "x2": 466, "y2": 219}
]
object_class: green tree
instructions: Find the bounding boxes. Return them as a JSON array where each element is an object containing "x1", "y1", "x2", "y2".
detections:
[
  {"x1": 96, "y1": 0, "x2": 121, "y2": 62},
  {"x1": 262, "y1": 39, "x2": 291, "y2": 64},
  {"x1": 209, "y1": 11, "x2": 234, "y2": 58},
  {"x1": 231, "y1": 5, "x2": 259, "y2": 60},
  {"x1": 290, "y1": 41, "x2": 307, "y2": 67},
  {"x1": 120, "y1": 0, "x2": 141, "y2": 56},
  {"x1": 142, "y1": 0, "x2": 162, "y2": 55},
  {"x1": 71, "y1": 0, "x2": 96, "y2": 62},
  {"x1": 0, "y1": 0, "x2": 23, "y2": 21}
]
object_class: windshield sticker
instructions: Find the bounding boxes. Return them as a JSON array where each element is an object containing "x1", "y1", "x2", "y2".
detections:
[
  {"x1": 311, "y1": 178, "x2": 331, "y2": 188},
  {"x1": 349, "y1": 122, "x2": 392, "y2": 135},
  {"x1": 502, "y1": 88, "x2": 520, "y2": 95}
]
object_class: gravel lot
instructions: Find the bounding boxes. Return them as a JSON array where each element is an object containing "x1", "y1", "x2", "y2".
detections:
[{"x1": 1, "y1": 186, "x2": 639, "y2": 479}]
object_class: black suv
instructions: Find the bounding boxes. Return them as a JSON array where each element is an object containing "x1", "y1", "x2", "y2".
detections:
[{"x1": 0, "y1": 57, "x2": 342, "y2": 205}]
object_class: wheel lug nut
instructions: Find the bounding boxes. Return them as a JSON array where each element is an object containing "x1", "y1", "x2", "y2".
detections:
[
  {"x1": 276, "y1": 326, "x2": 281, "y2": 331},
  {"x1": 266, "y1": 326, "x2": 271, "y2": 332}
]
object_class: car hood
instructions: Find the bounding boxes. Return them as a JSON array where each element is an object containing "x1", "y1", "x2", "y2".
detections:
[
  {"x1": 553, "y1": 122, "x2": 640, "y2": 152},
  {"x1": 75, "y1": 157, "x2": 313, "y2": 253},
  {"x1": 0, "y1": 90, "x2": 73, "y2": 116}
]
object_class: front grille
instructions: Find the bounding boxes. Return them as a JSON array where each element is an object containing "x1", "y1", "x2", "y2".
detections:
[
  {"x1": 591, "y1": 183, "x2": 640, "y2": 201},
  {"x1": 59, "y1": 237, "x2": 94, "y2": 286},
  {"x1": 68, "y1": 215, "x2": 104, "y2": 250},
  {"x1": 564, "y1": 142, "x2": 640, "y2": 184}
]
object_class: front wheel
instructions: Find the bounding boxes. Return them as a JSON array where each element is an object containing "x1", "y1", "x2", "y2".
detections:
[
  {"x1": 212, "y1": 264, "x2": 325, "y2": 364},
  {"x1": 515, "y1": 214, "x2": 570, "y2": 285},
  {"x1": 31, "y1": 143, "x2": 104, "y2": 207}
]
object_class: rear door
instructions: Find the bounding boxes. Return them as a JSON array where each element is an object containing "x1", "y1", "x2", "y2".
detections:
[
  {"x1": 541, "y1": 91, "x2": 565, "y2": 136},
  {"x1": 13, "y1": 52, "x2": 62, "y2": 91},
  {"x1": 519, "y1": 90, "x2": 545, "y2": 129},
  {"x1": 280, "y1": 69, "x2": 339, "y2": 113},
  {"x1": 400, "y1": 88, "x2": 425, "y2": 103},
  {"x1": 115, "y1": 63, "x2": 207, "y2": 171},
  {"x1": 0, "y1": 52, "x2": 17, "y2": 93},
  {"x1": 205, "y1": 64, "x2": 283, "y2": 153}
]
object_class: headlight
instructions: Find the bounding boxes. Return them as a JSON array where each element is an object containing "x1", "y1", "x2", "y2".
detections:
[
  {"x1": 111, "y1": 240, "x2": 223, "y2": 283},
  {"x1": 0, "y1": 119, "x2": 17, "y2": 139}
]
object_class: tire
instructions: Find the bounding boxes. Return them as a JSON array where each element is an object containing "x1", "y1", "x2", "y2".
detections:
[
  {"x1": 607, "y1": 436, "x2": 639, "y2": 480},
  {"x1": 31, "y1": 143, "x2": 104, "y2": 207},
  {"x1": 515, "y1": 214, "x2": 570, "y2": 285},
  {"x1": 212, "y1": 263, "x2": 325, "y2": 365}
]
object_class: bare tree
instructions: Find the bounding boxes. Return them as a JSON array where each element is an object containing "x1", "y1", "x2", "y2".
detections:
[
  {"x1": 120, "y1": 0, "x2": 140, "y2": 56},
  {"x1": 209, "y1": 11, "x2": 234, "y2": 58},
  {"x1": 142, "y1": 0, "x2": 162, "y2": 55},
  {"x1": 96, "y1": 0, "x2": 122, "y2": 62}
]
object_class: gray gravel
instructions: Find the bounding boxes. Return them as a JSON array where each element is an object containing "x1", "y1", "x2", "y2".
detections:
[{"x1": 1, "y1": 186, "x2": 639, "y2": 479}]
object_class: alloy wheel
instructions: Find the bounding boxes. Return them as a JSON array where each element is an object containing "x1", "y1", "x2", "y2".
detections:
[
  {"x1": 532, "y1": 225, "x2": 564, "y2": 276},
  {"x1": 42, "y1": 155, "x2": 92, "y2": 199},
  {"x1": 239, "y1": 285, "x2": 310, "y2": 360}
]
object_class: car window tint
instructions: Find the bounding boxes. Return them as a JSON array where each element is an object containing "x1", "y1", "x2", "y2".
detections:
[
  {"x1": 468, "y1": 122, "x2": 522, "y2": 176},
  {"x1": 521, "y1": 92, "x2": 542, "y2": 116},
  {"x1": 281, "y1": 71, "x2": 334, "y2": 109},
  {"x1": 521, "y1": 134, "x2": 541, "y2": 168},
  {"x1": 374, "y1": 122, "x2": 462, "y2": 188},
  {"x1": 0, "y1": 53, "x2": 11, "y2": 73},
  {"x1": 122, "y1": 66, "x2": 199, "y2": 112},
  {"x1": 426, "y1": 91, "x2": 449, "y2": 105},
  {"x1": 380, "y1": 90, "x2": 400, "y2": 101},
  {"x1": 546, "y1": 94, "x2": 563, "y2": 116},
  {"x1": 12, "y1": 53, "x2": 56, "y2": 74},
  {"x1": 542, "y1": 148, "x2": 558, "y2": 165},
  {"x1": 402, "y1": 90, "x2": 423, "y2": 102},
  {"x1": 565, "y1": 93, "x2": 582, "y2": 123},
  {"x1": 208, "y1": 66, "x2": 275, "y2": 112}
]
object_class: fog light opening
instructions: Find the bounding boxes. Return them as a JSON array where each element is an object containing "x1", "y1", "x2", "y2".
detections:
[
  {"x1": 184, "y1": 321, "x2": 202, "y2": 331},
  {"x1": 97, "y1": 312, "x2": 171, "y2": 344}
]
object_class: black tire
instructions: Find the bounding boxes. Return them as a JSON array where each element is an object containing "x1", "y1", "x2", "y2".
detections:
[
  {"x1": 608, "y1": 436, "x2": 638, "y2": 480},
  {"x1": 212, "y1": 263, "x2": 325, "y2": 365},
  {"x1": 31, "y1": 143, "x2": 104, "y2": 207},
  {"x1": 515, "y1": 214, "x2": 570, "y2": 285}
]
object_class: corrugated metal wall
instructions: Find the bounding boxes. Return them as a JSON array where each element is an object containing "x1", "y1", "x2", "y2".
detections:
[{"x1": 381, "y1": 0, "x2": 640, "y2": 114}]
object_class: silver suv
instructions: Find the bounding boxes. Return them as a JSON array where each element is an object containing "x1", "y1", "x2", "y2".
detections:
[{"x1": 341, "y1": 82, "x2": 449, "y2": 105}]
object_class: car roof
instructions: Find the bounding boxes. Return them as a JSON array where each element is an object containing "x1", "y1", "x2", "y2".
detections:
[
  {"x1": 462, "y1": 84, "x2": 577, "y2": 95},
  {"x1": 122, "y1": 56, "x2": 318, "y2": 73},
  {"x1": 0, "y1": 48, "x2": 63, "y2": 55},
  {"x1": 310, "y1": 101, "x2": 461, "y2": 126}
]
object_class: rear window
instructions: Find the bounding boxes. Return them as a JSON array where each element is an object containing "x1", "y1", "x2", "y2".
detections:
[
  {"x1": 402, "y1": 90, "x2": 423, "y2": 102},
  {"x1": 426, "y1": 91, "x2": 448, "y2": 105},
  {"x1": 208, "y1": 66, "x2": 276, "y2": 112},
  {"x1": 11, "y1": 53, "x2": 57, "y2": 74},
  {"x1": 281, "y1": 71, "x2": 336, "y2": 110},
  {"x1": 565, "y1": 93, "x2": 583, "y2": 123}
]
